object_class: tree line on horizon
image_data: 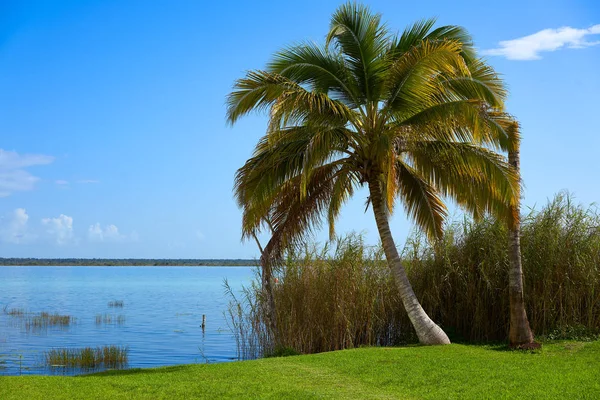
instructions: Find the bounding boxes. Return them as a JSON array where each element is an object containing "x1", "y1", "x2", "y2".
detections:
[{"x1": 0, "y1": 258, "x2": 258, "y2": 267}]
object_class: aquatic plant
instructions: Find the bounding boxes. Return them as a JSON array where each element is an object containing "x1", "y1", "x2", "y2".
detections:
[
  {"x1": 44, "y1": 345, "x2": 128, "y2": 370},
  {"x1": 108, "y1": 301, "x2": 124, "y2": 308},
  {"x1": 3, "y1": 307, "x2": 27, "y2": 317},
  {"x1": 24, "y1": 312, "x2": 74, "y2": 332},
  {"x1": 95, "y1": 314, "x2": 126, "y2": 325}
]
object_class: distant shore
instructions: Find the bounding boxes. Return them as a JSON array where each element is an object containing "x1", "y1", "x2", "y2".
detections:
[{"x1": 0, "y1": 258, "x2": 258, "y2": 267}]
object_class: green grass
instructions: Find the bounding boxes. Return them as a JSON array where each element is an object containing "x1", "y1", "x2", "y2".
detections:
[{"x1": 2, "y1": 341, "x2": 599, "y2": 399}]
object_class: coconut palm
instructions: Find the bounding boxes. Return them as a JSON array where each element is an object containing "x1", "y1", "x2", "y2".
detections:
[
  {"x1": 228, "y1": 3, "x2": 520, "y2": 344},
  {"x1": 506, "y1": 122, "x2": 536, "y2": 347}
]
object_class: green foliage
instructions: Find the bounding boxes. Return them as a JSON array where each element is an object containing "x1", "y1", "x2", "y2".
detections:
[
  {"x1": 26, "y1": 313, "x2": 73, "y2": 331},
  {"x1": 407, "y1": 191, "x2": 600, "y2": 341},
  {"x1": 229, "y1": 2, "x2": 520, "y2": 264},
  {"x1": 3, "y1": 342, "x2": 600, "y2": 399},
  {"x1": 230, "y1": 193, "x2": 600, "y2": 352},
  {"x1": 4, "y1": 309, "x2": 74, "y2": 332},
  {"x1": 44, "y1": 345, "x2": 128, "y2": 370},
  {"x1": 227, "y1": 233, "x2": 412, "y2": 359},
  {"x1": 265, "y1": 346, "x2": 301, "y2": 358},
  {"x1": 544, "y1": 325, "x2": 600, "y2": 342}
]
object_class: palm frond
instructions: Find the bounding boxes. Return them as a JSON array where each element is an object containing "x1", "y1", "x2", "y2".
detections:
[
  {"x1": 397, "y1": 100, "x2": 512, "y2": 151},
  {"x1": 425, "y1": 25, "x2": 475, "y2": 62},
  {"x1": 406, "y1": 141, "x2": 518, "y2": 222},
  {"x1": 389, "y1": 18, "x2": 437, "y2": 55},
  {"x1": 396, "y1": 161, "x2": 447, "y2": 240},
  {"x1": 326, "y1": 2, "x2": 390, "y2": 102},
  {"x1": 442, "y1": 58, "x2": 507, "y2": 108},
  {"x1": 383, "y1": 39, "x2": 469, "y2": 116},
  {"x1": 268, "y1": 42, "x2": 360, "y2": 107}
]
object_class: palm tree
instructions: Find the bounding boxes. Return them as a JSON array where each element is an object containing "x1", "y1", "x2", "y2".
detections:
[
  {"x1": 506, "y1": 122, "x2": 536, "y2": 347},
  {"x1": 228, "y1": 3, "x2": 519, "y2": 345},
  {"x1": 238, "y1": 156, "x2": 347, "y2": 340}
]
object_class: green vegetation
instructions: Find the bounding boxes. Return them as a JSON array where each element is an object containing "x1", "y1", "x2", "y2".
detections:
[
  {"x1": 229, "y1": 2, "x2": 522, "y2": 345},
  {"x1": 229, "y1": 193, "x2": 600, "y2": 357},
  {"x1": 228, "y1": 234, "x2": 405, "y2": 359},
  {"x1": 95, "y1": 314, "x2": 126, "y2": 325},
  {"x1": 2, "y1": 342, "x2": 599, "y2": 399},
  {"x1": 4, "y1": 309, "x2": 74, "y2": 332},
  {"x1": 404, "y1": 191, "x2": 600, "y2": 342},
  {"x1": 0, "y1": 258, "x2": 257, "y2": 267},
  {"x1": 44, "y1": 346, "x2": 128, "y2": 370},
  {"x1": 25, "y1": 313, "x2": 73, "y2": 331},
  {"x1": 3, "y1": 307, "x2": 26, "y2": 317}
]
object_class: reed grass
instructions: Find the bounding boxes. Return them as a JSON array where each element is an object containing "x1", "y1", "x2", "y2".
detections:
[
  {"x1": 3, "y1": 307, "x2": 27, "y2": 317},
  {"x1": 22, "y1": 312, "x2": 74, "y2": 332},
  {"x1": 408, "y1": 191, "x2": 600, "y2": 342},
  {"x1": 108, "y1": 301, "x2": 124, "y2": 308},
  {"x1": 44, "y1": 345, "x2": 128, "y2": 370},
  {"x1": 229, "y1": 192, "x2": 600, "y2": 357},
  {"x1": 227, "y1": 234, "x2": 407, "y2": 359},
  {"x1": 4, "y1": 307, "x2": 74, "y2": 331},
  {"x1": 95, "y1": 314, "x2": 126, "y2": 325}
]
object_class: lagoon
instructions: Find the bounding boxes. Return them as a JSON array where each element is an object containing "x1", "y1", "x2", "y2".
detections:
[{"x1": 0, "y1": 266, "x2": 254, "y2": 375}]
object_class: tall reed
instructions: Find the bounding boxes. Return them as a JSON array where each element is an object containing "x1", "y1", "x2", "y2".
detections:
[
  {"x1": 408, "y1": 192, "x2": 600, "y2": 341},
  {"x1": 227, "y1": 234, "x2": 409, "y2": 358},
  {"x1": 44, "y1": 345, "x2": 128, "y2": 370},
  {"x1": 229, "y1": 192, "x2": 600, "y2": 357}
]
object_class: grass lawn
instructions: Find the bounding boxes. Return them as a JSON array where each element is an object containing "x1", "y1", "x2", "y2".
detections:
[{"x1": 1, "y1": 341, "x2": 599, "y2": 399}]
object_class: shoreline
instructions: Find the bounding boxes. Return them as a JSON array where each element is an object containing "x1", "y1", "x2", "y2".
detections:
[{"x1": 0, "y1": 259, "x2": 258, "y2": 267}]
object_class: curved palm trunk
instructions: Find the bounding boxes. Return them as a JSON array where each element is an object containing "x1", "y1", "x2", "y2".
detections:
[
  {"x1": 508, "y1": 147, "x2": 535, "y2": 347},
  {"x1": 368, "y1": 180, "x2": 450, "y2": 345},
  {"x1": 253, "y1": 234, "x2": 278, "y2": 340}
]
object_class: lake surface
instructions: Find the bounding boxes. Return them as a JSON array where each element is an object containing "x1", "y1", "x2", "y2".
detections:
[{"x1": 0, "y1": 266, "x2": 255, "y2": 375}]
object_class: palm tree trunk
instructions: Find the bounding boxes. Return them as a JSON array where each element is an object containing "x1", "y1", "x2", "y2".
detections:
[
  {"x1": 253, "y1": 234, "x2": 278, "y2": 340},
  {"x1": 368, "y1": 179, "x2": 450, "y2": 345},
  {"x1": 508, "y1": 146, "x2": 535, "y2": 347}
]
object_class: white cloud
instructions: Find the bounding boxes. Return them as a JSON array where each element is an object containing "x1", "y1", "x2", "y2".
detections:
[
  {"x1": 0, "y1": 149, "x2": 54, "y2": 197},
  {"x1": 0, "y1": 208, "x2": 34, "y2": 244},
  {"x1": 88, "y1": 223, "x2": 137, "y2": 242},
  {"x1": 42, "y1": 214, "x2": 74, "y2": 245},
  {"x1": 55, "y1": 180, "x2": 69, "y2": 185},
  {"x1": 483, "y1": 24, "x2": 600, "y2": 60}
]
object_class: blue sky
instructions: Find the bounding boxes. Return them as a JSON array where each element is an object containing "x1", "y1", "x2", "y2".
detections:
[{"x1": 1, "y1": 0, "x2": 598, "y2": 259}]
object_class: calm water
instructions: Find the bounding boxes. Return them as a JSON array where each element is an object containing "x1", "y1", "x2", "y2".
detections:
[{"x1": 0, "y1": 266, "x2": 255, "y2": 375}]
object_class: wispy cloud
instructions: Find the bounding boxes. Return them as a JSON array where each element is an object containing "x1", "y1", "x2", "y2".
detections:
[
  {"x1": 483, "y1": 24, "x2": 600, "y2": 60},
  {"x1": 77, "y1": 179, "x2": 99, "y2": 184},
  {"x1": 55, "y1": 180, "x2": 69, "y2": 186},
  {"x1": 0, "y1": 149, "x2": 54, "y2": 197},
  {"x1": 88, "y1": 223, "x2": 138, "y2": 242}
]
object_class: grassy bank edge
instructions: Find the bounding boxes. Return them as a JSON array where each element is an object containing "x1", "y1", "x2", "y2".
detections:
[{"x1": 2, "y1": 341, "x2": 599, "y2": 399}]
